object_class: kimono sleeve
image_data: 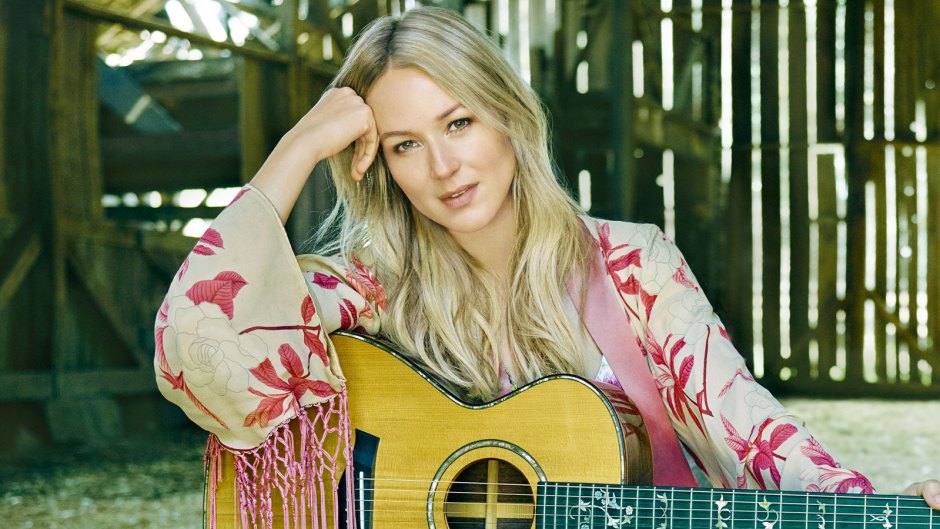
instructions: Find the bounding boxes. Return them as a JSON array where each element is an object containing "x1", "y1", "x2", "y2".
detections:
[
  {"x1": 153, "y1": 185, "x2": 382, "y2": 450},
  {"x1": 609, "y1": 222, "x2": 876, "y2": 493}
]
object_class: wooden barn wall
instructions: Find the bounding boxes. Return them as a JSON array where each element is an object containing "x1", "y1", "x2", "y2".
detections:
[
  {"x1": 546, "y1": 1, "x2": 938, "y2": 397},
  {"x1": 733, "y1": 0, "x2": 939, "y2": 396}
]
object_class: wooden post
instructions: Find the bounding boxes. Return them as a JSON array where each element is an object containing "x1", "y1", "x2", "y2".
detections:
[{"x1": 609, "y1": 0, "x2": 636, "y2": 221}]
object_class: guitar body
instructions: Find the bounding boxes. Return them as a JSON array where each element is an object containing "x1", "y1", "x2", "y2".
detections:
[{"x1": 208, "y1": 331, "x2": 652, "y2": 528}]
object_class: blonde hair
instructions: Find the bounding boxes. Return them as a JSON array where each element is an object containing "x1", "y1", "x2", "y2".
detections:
[{"x1": 315, "y1": 7, "x2": 593, "y2": 400}]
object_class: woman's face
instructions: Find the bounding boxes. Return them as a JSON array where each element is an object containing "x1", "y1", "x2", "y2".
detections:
[{"x1": 366, "y1": 67, "x2": 517, "y2": 240}]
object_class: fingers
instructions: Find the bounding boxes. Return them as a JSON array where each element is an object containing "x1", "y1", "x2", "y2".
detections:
[
  {"x1": 351, "y1": 111, "x2": 379, "y2": 182},
  {"x1": 924, "y1": 480, "x2": 940, "y2": 509},
  {"x1": 903, "y1": 479, "x2": 940, "y2": 509}
]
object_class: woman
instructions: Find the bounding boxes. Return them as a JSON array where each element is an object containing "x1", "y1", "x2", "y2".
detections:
[{"x1": 155, "y1": 6, "x2": 939, "y2": 525}]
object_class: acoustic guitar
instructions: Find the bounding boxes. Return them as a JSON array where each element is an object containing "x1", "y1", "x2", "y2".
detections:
[{"x1": 207, "y1": 331, "x2": 936, "y2": 528}]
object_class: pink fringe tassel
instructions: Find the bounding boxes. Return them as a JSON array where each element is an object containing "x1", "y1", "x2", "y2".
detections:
[{"x1": 204, "y1": 389, "x2": 356, "y2": 529}]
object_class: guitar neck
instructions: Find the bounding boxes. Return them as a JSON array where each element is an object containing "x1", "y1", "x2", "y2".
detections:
[{"x1": 536, "y1": 482, "x2": 935, "y2": 529}]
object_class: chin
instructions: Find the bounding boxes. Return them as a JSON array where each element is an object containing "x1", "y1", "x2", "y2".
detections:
[{"x1": 437, "y1": 209, "x2": 502, "y2": 235}]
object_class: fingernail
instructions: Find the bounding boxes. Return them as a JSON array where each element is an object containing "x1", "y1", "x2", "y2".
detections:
[{"x1": 933, "y1": 493, "x2": 940, "y2": 505}]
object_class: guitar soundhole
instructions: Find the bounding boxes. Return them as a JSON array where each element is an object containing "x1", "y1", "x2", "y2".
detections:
[{"x1": 443, "y1": 458, "x2": 535, "y2": 529}]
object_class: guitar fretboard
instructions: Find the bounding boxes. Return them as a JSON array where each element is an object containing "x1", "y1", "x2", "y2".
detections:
[{"x1": 536, "y1": 482, "x2": 935, "y2": 529}]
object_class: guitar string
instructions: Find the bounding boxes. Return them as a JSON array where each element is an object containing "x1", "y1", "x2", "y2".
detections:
[
  {"x1": 346, "y1": 477, "x2": 931, "y2": 507},
  {"x1": 337, "y1": 486, "x2": 933, "y2": 518},
  {"x1": 351, "y1": 474, "x2": 924, "y2": 503},
  {"x1": 342, "y1": 499, "x2": 932, "y2": 520},
  {"x1": 337, "y1": 506, "x2": 935, "y2": 526}
]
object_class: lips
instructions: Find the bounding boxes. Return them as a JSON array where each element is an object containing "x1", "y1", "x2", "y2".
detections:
[
  {"x1": 439, "y1": 183, "x2": 476, "y2": 201},
  {"x1": 440, "y1": 183, "x2": 478, "y2": 208}
]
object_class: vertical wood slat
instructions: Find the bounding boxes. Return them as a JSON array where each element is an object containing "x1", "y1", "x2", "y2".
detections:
[
  {"x1": 928, "y1": 147, "x2": 940, "y2": 380},
  {"x1": 894, "y1": 146, "x2": 913, "y2": 380},
  {"x1": 843, "y1": 0, "x2": 867, "y2": 385},
  {"x1": 812, "y1": 1, "x2": 839, "y2": 379},
  {"x1": 871, "y1": 0, "x2": 888, "y2": 382},
  {"x1": 727, "y1": 0, "x2": 753, "y2": 363},
  {"x1": 759, "y1": 5, "x2": 782, "y2": 383},
  {"x1": 787, "y1": 3, "x2": 811, "y2": 381},
  {"x1": 815, "y1": 1, "x2": 837, "y2": 142},
  {"x1": 0, "y1": 11, "x2": 6, "y2": 219},
  {"x1": 815, "y1": 153, "x2": 839, "y2": 380},
  {"x1": 670, "y1": 0, "x2": 692, "y2": 119},
  {"x1": 892, "y1": 2, "x2": 917, "y2": 382},
  {"x1": 871, "y1": 143, "x2": 888, "y2": 382}
]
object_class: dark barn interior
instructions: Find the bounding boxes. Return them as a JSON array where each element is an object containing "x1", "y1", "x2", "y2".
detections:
[{"x1": 0, "y1": 1, "x2": 938, "y2": 527}]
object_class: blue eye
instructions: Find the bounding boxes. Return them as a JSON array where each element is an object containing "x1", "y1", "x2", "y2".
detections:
[
  {"x1": 394, "y1": 140, "x2": 416, "y2": 153},
  {"x1": 450, "y1": 118, "x2": 472, "y2": 131}
]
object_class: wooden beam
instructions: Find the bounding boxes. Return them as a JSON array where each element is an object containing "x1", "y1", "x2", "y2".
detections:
[
  {"x1": 66, "y1": 247, "x2": 152, "y2": 367},
  {"x1": 104, "y1": 205, "x2": 224, "y2": 222},
  {"x1": 63, "y1": 0, "x2": 291, "y2": 64},
  {"x1": 773, "y1": 378, "x2": 940, "y2": 400},
  {"x1": 0, "y1": 368, "x2": 158, "y2": 401},
  {"x1": 0, "y1": 373, "x2": 54, "y2": 401},
  {"x1": 558, "y1": 97, "x2": 718, "y2": 161},
  {"x1": 57, "y1": 368, "x2": 157, "y2": 396},
  {"x1": 102, "y1": 128, "x2": 241, "y2": 193},
  {"x1": 0, "y1": 224, "x2": 42, "y2": 310},
  {"x1": 102, "y1": 127, "x2": 240, "y2": 165},
  {"x1": 104, "y1": 157, "x2": 241, "y2": 194}
]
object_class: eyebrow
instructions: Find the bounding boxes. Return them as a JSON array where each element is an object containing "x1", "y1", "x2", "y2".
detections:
[{"x1": 379, "y1": 103, "x2": 464, "y2": 142}]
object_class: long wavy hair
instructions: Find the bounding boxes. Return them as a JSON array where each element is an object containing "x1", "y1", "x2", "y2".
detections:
[{"x1": 314, "y1": 6, "x2": 593, "y2": 400}]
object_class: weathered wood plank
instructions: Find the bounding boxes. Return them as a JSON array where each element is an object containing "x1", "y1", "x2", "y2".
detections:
[
  {"x1": 777, "y1": 378, "x2": 940, "y2": 399},
  {"x1": 66, "y1": 248, "x2": 151, "y2": 368},
  {"x1": 928, "y1": 149, "x2": 940, "y2": 382},
  {"x1": 788, "y1": 2, "x2": 811, "y2": 381},
  {"x1": 57, "y1": 368, "x2": 157, "y2": 397},
  {"x1": 0, "y1": 225, "x2": 42, "y2": 311},
  {"x1": 759, "y1": 3, "x2": 782, "y2": 382},
  {"x1": 63, "y1": 0, "x2": 290, "y2": 64},
  {"x1": 101, "y1": 127, "x2": 241, "y2": 165},
  {"x1": 894, "y1": 146, "x2": 916, "y2": 381},
  {"x1": 103, "y1": 158, "x2": 242, "y2": 194},
  {"x1": 842, "y1": 0, "x2": 867, "y2": 385},
  {"x1": 608, "y1": 0, "x2": 635, "y2": 220},
  {"x1": 815, "y1": 153, "x2": 838, "y2": 380},
  {"x1": 726, "y1": 0, "x2": 754, "y2": 364},
  {"x1": 871, "y1": 144, "x2": 888, "y2": 382},
  {"x1": 0, "y1": 373, "x2": 54, "y2": 401},
  {"x1": 815, "y1": 0, "x2": 837, "y2": 142},
  {"x1": 103, "y1": 205, "x2": 225, "y2": 222}
]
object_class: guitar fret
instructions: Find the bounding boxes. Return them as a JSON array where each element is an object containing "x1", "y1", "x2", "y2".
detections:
[
  {"x1": 805, "y1": 492, "x2": 810, "y2": 529},
  {"x1": 862, "y1": 495, "x2": 868, "y2": 529},
  {"x1": 894, "y1": 496, "x2": 900, "y2": 529},
  {"x1": 709, "y1": 488, "x2": 715, "y2": 529},
  {"x1": 669, "y1": 488, "x2": 675, "y2": 529},
  {"x1": 834, "y1": 493, "x2": 839, "y2": 527},
  {"x1": 753, "y1": 489, "x2": 759, "y2": 528}
]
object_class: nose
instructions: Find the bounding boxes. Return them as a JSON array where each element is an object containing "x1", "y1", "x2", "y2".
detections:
[{"x1": 427, "y1": 140, "x2": 459, "y2": 180}]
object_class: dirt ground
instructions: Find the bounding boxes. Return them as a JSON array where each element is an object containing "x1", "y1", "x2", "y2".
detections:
[{"x1": 0, "y1": 398, "x2": 937, "y2": 529}]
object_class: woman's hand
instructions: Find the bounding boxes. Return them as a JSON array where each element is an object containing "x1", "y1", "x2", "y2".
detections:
[
  {"x1": 250, "y1": 87, "x2": 380, "y2": 223},
  {"x1": 902, "y1": 479, "x2": 940, "y2": 509}
]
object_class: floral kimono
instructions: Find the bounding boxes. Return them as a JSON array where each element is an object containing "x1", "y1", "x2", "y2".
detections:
[{"x1": 155, "y1": 184, "x2": 874, "y2": 524}]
